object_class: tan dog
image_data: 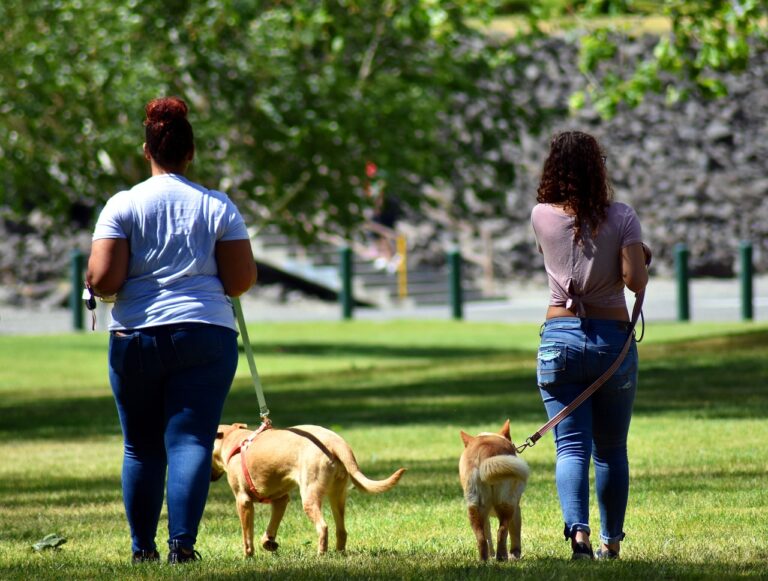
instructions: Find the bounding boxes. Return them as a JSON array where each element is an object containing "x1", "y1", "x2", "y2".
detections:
[
  {"x1": 212, "y1": 423, "x2": 405, "y2": 556},
  {"x1": 459, "y1": 419, "x2": 530, "y2": 561}
]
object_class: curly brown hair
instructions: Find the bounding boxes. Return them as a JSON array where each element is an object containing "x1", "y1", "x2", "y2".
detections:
[{"x1": 536, "y1": 131, "x2": 613, "y2": 244}]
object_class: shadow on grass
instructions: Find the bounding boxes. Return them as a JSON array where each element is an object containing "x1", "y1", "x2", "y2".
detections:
[
  {"x1": 0, "y1": 396, "x2": 121, "y2": 441},
  {"x1": 242, "y1": 342, "x2": 515, "y2": 359},
  {"x1": 0, "y1": 556, "x2": 765, "y2": 581},
  {"x1": 196, "y1": 559, "x2": 768, "y2": 581},
  {"x1": 0, "y1": 473, "x2": 121, "y2": 504},
  {"x1": 221, "y1": 371, "x2": 547, "y2": 429},
  {"x1": 2, "y1": 332, "x2": 767, "y2": 441}
]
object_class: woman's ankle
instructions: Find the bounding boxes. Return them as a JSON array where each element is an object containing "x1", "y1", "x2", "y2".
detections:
[
  {"x1": 573, "y1": 531, "x2": 591, "y2": 548},
  {"x1": 570, "y1": 532, "x2": 594, "y2": 560}
]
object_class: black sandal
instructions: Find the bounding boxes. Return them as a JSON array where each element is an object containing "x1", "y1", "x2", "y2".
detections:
[
  {"x1": 131, "y1": 549, "x2": 160, "y2": 564},
  {"x1": 167, "y1": 540, "x2": 202, "y2": 564},
  {"x1": 596, "y1": 547, "x2": 620, "y2": 560},
  {"x1": 571, "y1": 541, "x2": 595, "y2": 560}
]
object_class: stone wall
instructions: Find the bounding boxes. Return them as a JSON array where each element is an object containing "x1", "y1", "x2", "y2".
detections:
[
  {"x1": 0, "y1": 211, "x2": 92, "y2": 307},
  {"x1": 401, "y1": 36, "x2": 768, "y2": 282}
]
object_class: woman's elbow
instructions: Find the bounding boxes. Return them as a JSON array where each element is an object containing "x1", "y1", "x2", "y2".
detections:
[
  {"x1": 624, "y1": 270, "x2": 649, "y2": 294},
  {"x1": 222, "y1": 264, "x2": 257, "y2": 297},
  {"x1": 224, "y1": 281, "x2": 253, "y2": 298}
]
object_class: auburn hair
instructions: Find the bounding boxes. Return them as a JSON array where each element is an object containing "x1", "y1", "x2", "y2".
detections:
[
  {"x1": 536, "y1": 131, "x2": 612, "y2": 244},
  {"x1": 144, "y1": 96, "x2": 194, "y2": 170}
]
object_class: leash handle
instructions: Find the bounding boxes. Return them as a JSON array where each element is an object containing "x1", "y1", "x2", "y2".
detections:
[
  {"x1": 231, "y1": 296, "x2": 270, "y2": 419},
  {"x1": 517, "y1": 289, "x2": 645, "y2": 454}
]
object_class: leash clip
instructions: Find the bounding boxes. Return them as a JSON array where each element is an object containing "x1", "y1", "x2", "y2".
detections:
[
  {"x1": 244, "y1": 418, "x2": 272, "y2": 449},
  {"x1": 515, "y1": 436, "x2": 537, "y2": 455}
]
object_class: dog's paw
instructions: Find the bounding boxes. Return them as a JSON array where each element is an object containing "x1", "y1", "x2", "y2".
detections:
[
  {"x1": 261, "y1": 535, "x2": 279, "y2": 552},
  {"x1": 495, "y1": 549, "x2": 521, "y2": 562}
]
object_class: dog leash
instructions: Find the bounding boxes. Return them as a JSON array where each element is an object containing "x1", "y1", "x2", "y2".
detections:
[
  {"x1": 231, "y1": 296, "x2": 271, "y2": 423},
  {"x1": 515, "y1": 288, "x2": 646, "y2": 455}
]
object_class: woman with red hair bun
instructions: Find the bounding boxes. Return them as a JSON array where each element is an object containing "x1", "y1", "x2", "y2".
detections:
[{"x1": 87, "y1": 96, "x2": 257, "y2": 564}]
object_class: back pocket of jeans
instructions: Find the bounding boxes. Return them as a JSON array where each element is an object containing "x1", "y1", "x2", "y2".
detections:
[
  {"x1": 597, "y1": 347, "x2": 637, "y2": 391},
  {"x1": 109, "y1": 333, "x2": 142, "y2": 377},
  {"x1": 537, "y1": 342, "x2": 568, "y2": 387},
  {"x1": 169, "y1": 325, "x2": 225, "y2": 368}
]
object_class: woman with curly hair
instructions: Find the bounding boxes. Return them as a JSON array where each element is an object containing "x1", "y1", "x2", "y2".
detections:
[{"x1": 531, "y1": 131, "x2": 650, "y2": 561}]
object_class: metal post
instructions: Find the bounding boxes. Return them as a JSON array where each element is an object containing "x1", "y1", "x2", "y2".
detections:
[
  {"x1": 739, "y1": 240, "x2": 753, "y2": 321},
  {"x1": 339, "y1": 246, "x2": 353, "y2": 320},
  {"x1": 449, "y1": 248, "x2": 463, "y2": 320},
  {"x1": 674, "y1": 243, "x2": 690, "y2": 322},
  {"x1": 70, "y1": 250, "x2": 85, "y2": 331},
  {"x1": 396, "y1": 235, "x2": 408, "y2": 300}
]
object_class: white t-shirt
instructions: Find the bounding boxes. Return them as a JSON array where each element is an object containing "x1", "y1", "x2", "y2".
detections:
[{"x1": 92, "y1": 173, "x2": 250, "y2": 331}]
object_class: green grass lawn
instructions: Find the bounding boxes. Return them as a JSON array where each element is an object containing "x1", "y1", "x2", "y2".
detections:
[{"x1": 1, "y1": 320, "x2": 767, "y2": 579}]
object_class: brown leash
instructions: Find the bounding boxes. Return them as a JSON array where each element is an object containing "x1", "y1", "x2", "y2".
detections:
[{"x1": 515, "y1": 289, "x2": 646, "y2": 455}]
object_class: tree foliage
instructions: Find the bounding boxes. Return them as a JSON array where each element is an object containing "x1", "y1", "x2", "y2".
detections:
[
  {"x1": 1, "y1": 0, "x2": 543, "y2": 240},
  {"x1": 571, "y1": 0, "x2": 768, "y2": 117},
  {"x1": 1, "y1": 0, "x2": 766, "y2": 239}
]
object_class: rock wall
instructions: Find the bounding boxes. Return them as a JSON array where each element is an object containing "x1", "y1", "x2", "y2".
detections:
[
  {"x1": 0, "y1": 211, "x2": 92, "y2": 307},
  {"x1": 402, "y1": 36, "x2": 768, "y2": 282}
]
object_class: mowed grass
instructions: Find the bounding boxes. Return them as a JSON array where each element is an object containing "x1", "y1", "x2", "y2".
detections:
[{"x1": 1, "y1": 320, "x2": 767, "y2": 580}]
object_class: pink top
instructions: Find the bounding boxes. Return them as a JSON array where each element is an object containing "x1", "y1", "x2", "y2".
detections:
[{"x1": 531, "y1": 202, "x2": 643, "y2": 316}]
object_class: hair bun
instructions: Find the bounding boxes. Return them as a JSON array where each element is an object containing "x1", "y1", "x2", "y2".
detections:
[{"x1": 145, "y1": 96, "x2": 188, "y2": 125}]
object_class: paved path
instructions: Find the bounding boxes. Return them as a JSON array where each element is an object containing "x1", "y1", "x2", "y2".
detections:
[{"x1": 1, "y1": 276, "x2": 766, "y2": 335}]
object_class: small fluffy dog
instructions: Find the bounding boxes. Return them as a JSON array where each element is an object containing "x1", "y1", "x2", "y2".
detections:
[
  {"x1": 212, "y1": 423, "x2": 405, "y2": 556},
  {"x1": 459, "y1": 419, "x2": 530, "y2": 561}
]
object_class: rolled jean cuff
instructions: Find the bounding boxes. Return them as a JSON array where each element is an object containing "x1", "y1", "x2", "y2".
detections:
[
  {"x1": 563, "y1": 523, "x2": 591, "y2": 540},
  {"x1": 600, "y1": 531, "x2": 626, "y2": 545},
  {"x1": 169, "y1": 539, "x2": 194, "y2": 551}
]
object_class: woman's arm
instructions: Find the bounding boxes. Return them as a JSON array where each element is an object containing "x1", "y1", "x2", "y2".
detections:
[
  {"x1": 622, "y1": 242, "x2": 650, "y2": 293},
  {"x1": 215, "y1": 239, "x2": 257, "y2": 297},
  {"x1": 86, "y1": 238, "x2": 130, "y2": 297}
]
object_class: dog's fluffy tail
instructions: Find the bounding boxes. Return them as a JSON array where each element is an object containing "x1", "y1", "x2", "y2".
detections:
[
  {"x1": 331, "y1": 441, "x2": 405, "y2": 494},
  {"x1": 479, "y1": 454, "x2": 530, "y2": 485}
]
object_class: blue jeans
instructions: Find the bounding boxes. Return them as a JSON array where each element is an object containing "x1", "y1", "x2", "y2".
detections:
[
  {"x1": 108, "y1": 323, "x2": 238, "y2": 553},
  {"x1": 537, "y1": 317, "x2": 638, "y2": 545}
]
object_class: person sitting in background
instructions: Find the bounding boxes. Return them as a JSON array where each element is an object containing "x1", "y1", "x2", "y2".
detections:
[{"x1": 364, "y1": 161, "x2": 402, "y2": 272}]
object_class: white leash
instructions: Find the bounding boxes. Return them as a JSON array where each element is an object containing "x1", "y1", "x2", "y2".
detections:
[{"x1": 231, "y1": 296, "x2": 270, "y2": 420}]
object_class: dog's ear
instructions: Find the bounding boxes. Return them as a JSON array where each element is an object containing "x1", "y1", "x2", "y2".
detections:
[
  {"x1": 460, "y1": 431, "x2": 473, "y2": 447},
  {"x1": 499, "y1": 419, "x2": 511, "y2": 441}
]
